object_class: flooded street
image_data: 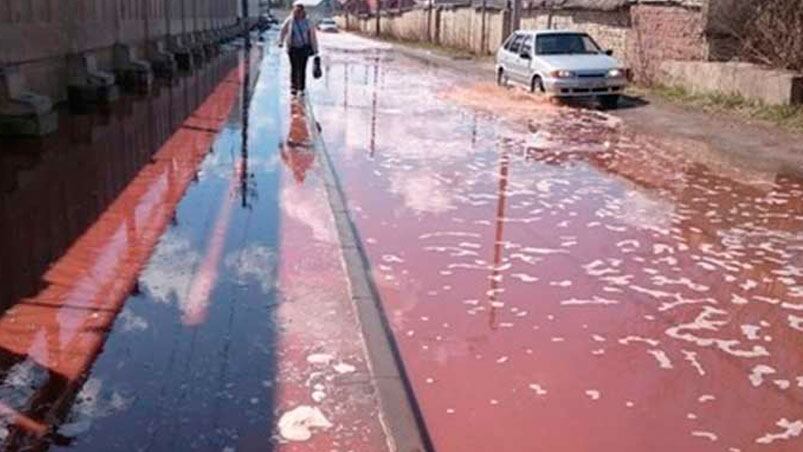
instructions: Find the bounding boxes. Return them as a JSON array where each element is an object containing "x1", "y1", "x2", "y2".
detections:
[
  {"x1": 0, "y1": 39, "x2": 386, "y2": 451},
  {"x1": 311, "y1": 34, "x2": 803, "y2": 452},
  {"x1": 1, "y1": 27, "x2": 802, "y2": 452}
]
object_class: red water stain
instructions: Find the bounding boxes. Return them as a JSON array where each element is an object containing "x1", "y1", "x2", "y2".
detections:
[{"x1": 311, "y1": 41, "x2": 803, "y2": 452}]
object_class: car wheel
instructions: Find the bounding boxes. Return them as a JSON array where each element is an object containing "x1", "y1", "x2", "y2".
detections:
[
  {"x1": 497, "y1": 68, "x2": 507, "y2": 87},
  {"x1": 599, "y1": 94, "x2": 620, "y2": 110},
  {"x1": 530, "y1": 76, "x2": 545, "y2": 94}
]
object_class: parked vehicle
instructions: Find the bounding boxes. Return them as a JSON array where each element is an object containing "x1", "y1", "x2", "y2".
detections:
[
  {"x1": 317, "y1": 18, "x2": 338, "y2": 33},
  {"x1": 496, "y1": 29, "x2": 629, "y2": 108}
]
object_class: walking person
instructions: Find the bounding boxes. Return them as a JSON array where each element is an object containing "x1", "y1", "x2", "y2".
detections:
[{"x1": 278, "y1": 1, "x2": 318, "y2": 96}]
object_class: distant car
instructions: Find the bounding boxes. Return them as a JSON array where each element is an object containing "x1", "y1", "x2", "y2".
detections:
[
  {"x1": 317, "y1": 18, "x2": 338, "y2": 33},
  {"x1": 496, "y1": 29, "x2": 629, "y2": 108}
]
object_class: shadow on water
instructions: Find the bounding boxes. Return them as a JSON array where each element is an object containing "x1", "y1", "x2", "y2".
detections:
[{"x1": 0, "y1": 35, "x2": 284, "y2": 451}]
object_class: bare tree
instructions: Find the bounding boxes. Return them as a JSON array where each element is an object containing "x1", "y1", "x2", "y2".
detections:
[{"x1": 737, "y1": 0, "x2": 803, "y2": 71}]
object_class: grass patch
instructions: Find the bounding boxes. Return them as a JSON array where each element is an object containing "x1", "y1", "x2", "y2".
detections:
[{"x1": 638, "y1": 85, "x2": 803, "y2": 132}]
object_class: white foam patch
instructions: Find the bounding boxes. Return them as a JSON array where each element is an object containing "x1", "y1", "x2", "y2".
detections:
[
  {"x1": 619, "y1": 336, "x2": 660, "y2": 347},
  {"x1": 382, "y1": 254, "x2": 404, "y2": 263},
  {"x1": 529, "y1": 384, "x2": 547, "y2": 396},
  {"x1": 511, "y1": 273, "x2": 539, "y2": 283},
  {"x1": 665, "y1": 306, "x2": 769, "y2": 358},
  {"x1": 698, "y1": 394, "x2": 715, "y2": 403},
  {"x1": 788, "y1": 314, "x2": 803, "y2": 332},
  {"x1": 333, "y1": 362, "x2": 356, "y2": 374},
  {"x1": 561, "y1": 296, "x2": 619, "y2": 306},
  {"x1": 647, "y1": 349, "x2": 673, "y2": 369},
  {"x1": 585, "y1": 390, "x2": 601, "y2": 400},
  {"x1": 774, "y1": 379, "x2": 791, "y2": 390},
  {"x1": 741, "y1": 324, "x2": 762, "y2": 340},
  {"x1": 691, "y1": 431, "x2": 718, "y2": 441},
  {"x1": 277, "y1": 406, "x2": 333, "y2": 442},
  {"x1": 749, "y1": 364, "x2": 776, "y2": 387},
  {"x1": 682, "y1": 350, "x2": 706, "y2": 376},
  {"x1": 307, "y1": 354, "x2": 334, "y2": 366},
  {"x1": 755, "y1": 418, "x2": 803, "y2": 444}
]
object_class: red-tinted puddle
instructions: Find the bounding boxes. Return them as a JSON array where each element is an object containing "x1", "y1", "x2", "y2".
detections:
[
  {"x1": 0, "y1": 38, "x2": 386, "y2": 451},
  {"x1": 312, "y1": 34, "x2": 803, "y2": 452}
]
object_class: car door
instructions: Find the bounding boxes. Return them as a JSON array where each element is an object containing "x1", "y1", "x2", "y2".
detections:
[
  {"x1": 505, "y1": 33, "x2": 526, "y2": 82},
  {"x1": 514, "y1": 33, "x2": 535, "y2": 83},
  {"x1": 499, "y1": 33, "x2": 515, "y2": 68}
]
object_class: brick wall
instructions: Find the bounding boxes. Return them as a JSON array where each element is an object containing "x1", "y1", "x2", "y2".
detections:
[{"x1": 627, "y1": 4, "x2": 707, "y2": 83}]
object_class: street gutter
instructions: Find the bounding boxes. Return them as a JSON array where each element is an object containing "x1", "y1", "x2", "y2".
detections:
[{"x1": 303, "y1": 96, "x2": 434, "y2": 452}]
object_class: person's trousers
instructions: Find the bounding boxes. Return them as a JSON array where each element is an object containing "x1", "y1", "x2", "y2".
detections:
[{"x1": 288, "y1": 46, "x2": 311, "y2": 92}]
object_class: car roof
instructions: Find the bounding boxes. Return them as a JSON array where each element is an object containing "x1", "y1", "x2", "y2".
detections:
[{"x1": 514, "y1": 29, "x2": 589, "y2": 36}]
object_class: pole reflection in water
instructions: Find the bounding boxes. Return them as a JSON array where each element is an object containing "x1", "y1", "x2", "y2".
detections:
[
  {"x1": 487, "y1": 143, "x2": 510, "y2": 330},
  {"x1": 183, "y1": 43, "x2": 261, "y2": 326},
  {"x1": 369, "y1": 56, "x2": 379, "y2": 159},
  {"x1": 0, "y1": 52, "x2": 243, "y2": 449}
]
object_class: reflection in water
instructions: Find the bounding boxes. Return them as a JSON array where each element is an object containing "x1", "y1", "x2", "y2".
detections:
[
  {"x1": 313, "y1": 33, "x2": 803, "y2": 452},
  {"x1": 369, "y1": 57, "x2": 379, "y2": 158},
  {"x1": 487, "y1": 144, "x2": 509, "y2": 330},
  {"x1": 0, "y1": 52, "x2": 242, "y2": 449},
  {"x1": 280, "y1": 100, "x2": 314, "y2": 184}
]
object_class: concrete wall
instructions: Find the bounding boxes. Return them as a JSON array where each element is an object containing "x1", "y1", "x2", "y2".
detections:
[
  {"x1": 520, "y1": 10, "x2": 630, "y2": 60},
  {"x1": 338, "y1": 6, "x2": 508, "y2": 55},
  {"x1": 337, "y1": 2, "x2": 709, "y2": 81},
  {"x1": 0, "y1": 0, "x2": 259, "y2": 102},
  {"x1": 658, "y1": 61, "x2": 803, "y2": 105}
]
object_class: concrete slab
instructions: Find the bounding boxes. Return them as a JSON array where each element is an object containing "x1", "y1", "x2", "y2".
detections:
[
  {"x1": 0, "y1": 67, "x2": 58, "y2": 137},
  {"x1": 113, "y1": 44, "x2": 153, "y2": 92},
  {"x1": 659, "y1": 60, "x2": 803, "y2": 106},
  {"x1": 67, "y1": 53, "x2": 119, "y2": 107}
]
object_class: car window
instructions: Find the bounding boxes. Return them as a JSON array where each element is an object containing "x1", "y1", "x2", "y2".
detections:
[
  {"x1": 508, "y1": 34, "x2": 525, "y2": 54},
  {"x1": 520, "y1": 35, "x2": 533, "y2": 56},
  {"x1": 503, "y1": 35, "x2": 515, "y2": 51},
  {"x1": 535, "y1": 33, "x2": 602, "y2": 55}
]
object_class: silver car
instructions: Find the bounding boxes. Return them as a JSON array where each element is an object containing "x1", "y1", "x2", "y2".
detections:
[
  {"x1": 496, "y1": 29, "x2": 628, "y2": 108},
  {"x1": 318, "y1": 18, "x2": 338, "y2": 33}
]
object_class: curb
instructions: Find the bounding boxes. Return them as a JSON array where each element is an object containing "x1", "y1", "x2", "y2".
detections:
[{"x1": 303, "y1": 96, "x2": 435, "y2": 452}]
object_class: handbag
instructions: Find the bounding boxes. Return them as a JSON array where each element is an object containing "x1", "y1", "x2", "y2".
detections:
[{"x1": 312, "y1": 55, "x2": 322, "y2": 79}]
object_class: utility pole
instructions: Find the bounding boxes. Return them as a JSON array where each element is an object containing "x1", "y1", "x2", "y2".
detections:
[
  {"x1": 511, "y1": 0, "x2": 521, "y2": 32},
  {"x1": 481, "y1": 0, "x2": 487, "y2": 54},
  {"x1": 375, "y1": 0, "x2": 381, "y2": 37}
]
